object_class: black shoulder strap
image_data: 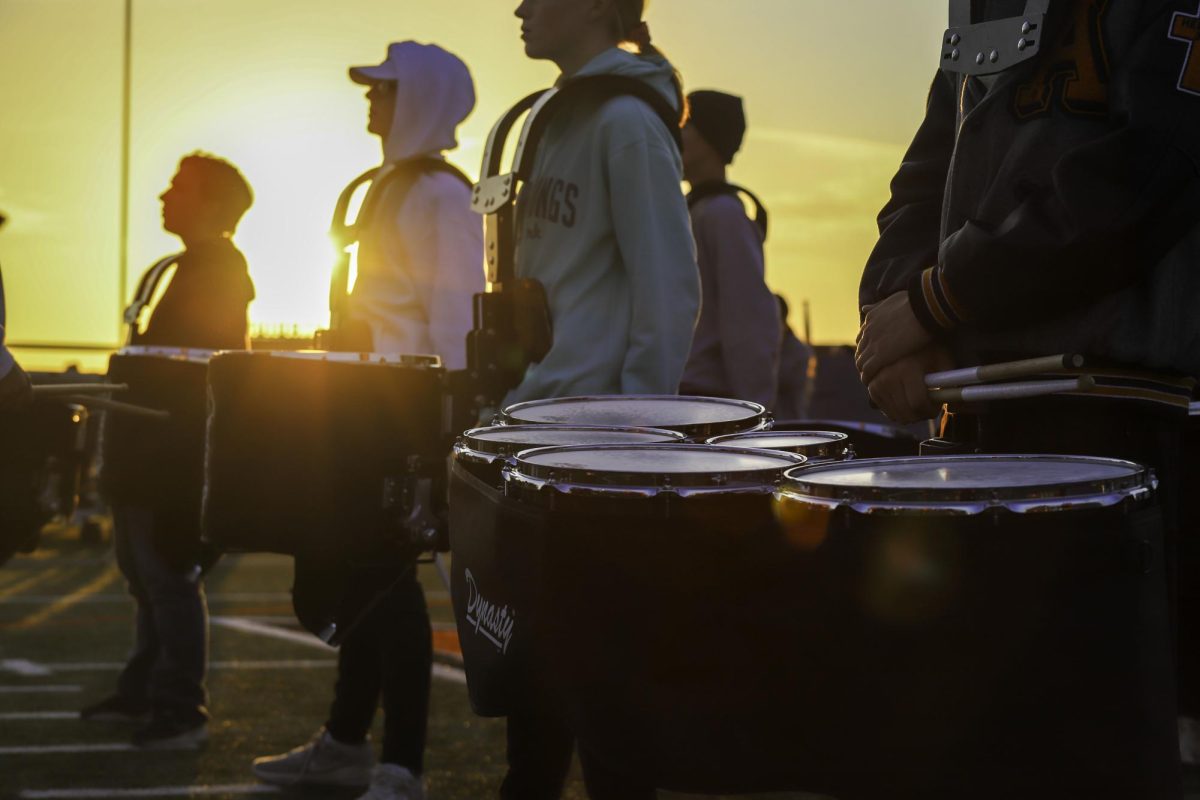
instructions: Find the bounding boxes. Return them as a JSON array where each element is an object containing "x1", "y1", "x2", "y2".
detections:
[
  {"x1": 515, "y1": 75, "x2": 683, "y2": 181},
  {"x1": 354, "y1": 157, "x2": 473, "y2": 238},
  {"x1": 687, "y1": 181, "x2": 769, "y2": 240}
]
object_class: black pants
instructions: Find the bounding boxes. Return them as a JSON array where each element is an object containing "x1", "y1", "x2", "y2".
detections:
[
  {"x1": 500, "y1": 689, "x2": 656, "y2": 800},
  {"x1": 325, "y1": 569, "x2": 432, "y2": 773}
]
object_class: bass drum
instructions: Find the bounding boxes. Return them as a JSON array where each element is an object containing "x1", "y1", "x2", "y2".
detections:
[
  {"x1": 0, "y1": 402, "x2": 89, "y2": 564},
  {"x1": 772, "y1": 419, "x2": 920, "y2": 458},
  {"x1": 101, "y1": 347, "x2": 213, "y2": 566},
  {"x1": 1181, "y1": 401, "x2": 1200, "y2": 722},
  {"x1": 202, "y1": 350, "x2": 446, "y2": 644},
  {"x1": 509, "y1": 452, "x2": 1175, "y2": 799},
  {"x1": 500, "y1": 395, "x2": 769, "y2": 440}
]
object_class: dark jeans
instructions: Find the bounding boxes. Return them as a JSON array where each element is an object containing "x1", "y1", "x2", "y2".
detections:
[
  {"x1": 501, "y1": 694, "x2": 656, "y2": 800},
  {"x1": 325, "y1": 569, "x2": 432, "y2": 774},
  {"x1": 112, "y1": 504, "x2": 208, "y2": 719}
]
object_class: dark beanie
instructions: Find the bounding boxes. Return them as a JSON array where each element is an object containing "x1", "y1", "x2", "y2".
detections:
[{"x1": 687, "y1": 90, "x2": 746, "y2": 165}]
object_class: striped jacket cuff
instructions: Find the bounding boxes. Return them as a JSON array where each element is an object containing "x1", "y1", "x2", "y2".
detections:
[{"x1": 907, "y1": 266, "x2": 968, "y2": 336}]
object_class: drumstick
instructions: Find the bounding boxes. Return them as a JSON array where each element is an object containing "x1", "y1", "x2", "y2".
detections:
[
  {"x1": 925, "y1": 354, "x2": 1085, "y2": 389},
  {"x1": 32, "y1": 383, "x2": 129, "y2": 397},
  {"x1": 61, "y1": 395, "x2": 170, "y2": 421},
  {"x1": 929, "y1": 376, "x2": 1095, "y2": 404}
]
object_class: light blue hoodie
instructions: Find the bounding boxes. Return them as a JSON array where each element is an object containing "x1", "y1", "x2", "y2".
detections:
[{"x1": 504, "y1": 48, "x2": 700, "y2": 404}]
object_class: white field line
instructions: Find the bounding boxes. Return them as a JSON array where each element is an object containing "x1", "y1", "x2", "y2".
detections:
[
  {"x1": 211, "y1": 617, "x2": 467, "y2": 684},
  {"x1": 0, "y1": 743, "x2": 135, "y2": 755},
  {"x1": 0, "y1": 711, "x2": 77, "y2": 720},
  {"x1": 20, "y1": 786, "x2": 280, "y2": 800},
  {"x1": 0, "y1": 659, "x2": 53, "y2": 676},
  {"x1": 0, "y1": 685, "x2": 81, "y2": 694}
]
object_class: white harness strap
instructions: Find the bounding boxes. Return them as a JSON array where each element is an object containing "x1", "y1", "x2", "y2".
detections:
[{"x1": 123, "y1": 253, "x2": 183, "y2": 342}]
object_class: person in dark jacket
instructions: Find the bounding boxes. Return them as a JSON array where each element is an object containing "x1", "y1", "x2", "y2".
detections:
[
  {"x1": 680, "y1": 90, "x2": 780, "y2": 409},
  {"x1": 81, "y1": 153, "x2": 254, "y2": 749},
  {"x1": 856, "y1": 0, "x2": 1200, "y2": 784},
  {"x1": 0, "y1": 213, "x2": 31, "y2": 412}
]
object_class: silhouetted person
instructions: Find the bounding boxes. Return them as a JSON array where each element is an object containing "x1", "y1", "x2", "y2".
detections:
[
  {"x1": 680, "y1": 90, "x2": 780, "y2": 409},
  {"x1": 773, "y1": 294, "x2": 812, "y2": 420},
  {"x1": 0, "y1": 212, "x2": 31, "y2": 412},
  {"x1": 81, "y1": 153, "x2": 255, "y2": 749},
  {"x1": 251, "y1": 43, "x2": 481, "y2": 800}
]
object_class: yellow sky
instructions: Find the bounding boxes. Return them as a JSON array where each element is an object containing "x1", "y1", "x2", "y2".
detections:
[{"x1": 0, "y1": 0, "x2": 946, "y2": 371}]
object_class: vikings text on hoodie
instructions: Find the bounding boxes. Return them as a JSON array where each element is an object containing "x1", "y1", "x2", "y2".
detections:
[
  {"x1": 349, "y1": 42, "x2": 484, "y2": 369},
  {"x1": 504, "y1": 47, "x2": 701, "y2": 405}
]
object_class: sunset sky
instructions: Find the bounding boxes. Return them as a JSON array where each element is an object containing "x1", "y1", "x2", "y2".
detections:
[{"x1": 0, "y1": 0, "x2": 946, "y2": 371}]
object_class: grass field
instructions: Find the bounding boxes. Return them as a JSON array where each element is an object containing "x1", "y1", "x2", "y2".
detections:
[{"x1": 0, "y1": 522, "x2": 831, "y2": 800}]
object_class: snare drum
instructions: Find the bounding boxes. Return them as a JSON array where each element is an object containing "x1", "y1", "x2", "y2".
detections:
[
  {"x1": 449, "y1": 444, "x2": 802, "y2": 718},
  {"x1": 203, "y1": 351, "x2": 446, "y2": 643},
  {"x1": 510, "y1": 453, "x2": 1175, "y2": 797},
  {"x1": 500, "y1": 395, "x2": 769, "y2": 440},
  {"x1": 100, "y1": 347, "x2": 213, "y2": 554},
  {"x1": 773, "y1": 419, "x2": 920, "y2": 458},
  {"x1": 705, "y1": 430, "x2": 851, "y2": 462}
]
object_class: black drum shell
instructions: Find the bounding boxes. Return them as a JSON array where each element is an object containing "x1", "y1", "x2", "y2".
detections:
[
  {"x1": 0, "y1": 403, "x2": 89, "y2": 562},
  {"x1": 510, "y1": 488, "x2": 1177, "y2": 798},
  {"x1": 202, "y1": 352, "x2": 444, "y2": 559},
  {"x1": 100, "y1": 354, "x2": 208, "y2": 520}
]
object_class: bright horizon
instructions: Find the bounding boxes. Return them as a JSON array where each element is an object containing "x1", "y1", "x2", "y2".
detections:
[{"x1": 0, "y1": 0, "x2": 946, "y2": 371}]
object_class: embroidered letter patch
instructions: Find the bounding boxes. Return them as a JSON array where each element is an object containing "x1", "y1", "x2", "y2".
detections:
[{"x1": 1169, "y1": 2, "x2": 1200, "y2": 96}]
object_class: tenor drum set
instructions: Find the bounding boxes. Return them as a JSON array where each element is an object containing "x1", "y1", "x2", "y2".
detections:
[{"x1": 5, "y1": 344, "x2": 1188, "y2": 797}]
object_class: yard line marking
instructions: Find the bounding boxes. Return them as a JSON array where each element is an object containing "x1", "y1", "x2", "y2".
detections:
[
  {"x1": 40, "y1": 660, "x2": 336, "y2": 673},
  {"x1": 212, "y1": 617, "x2": 468, "y2": 684},
  {"x1": 0, "y1": 711, "x2": 78, "y2": 720},
  {"x1": 20, "y1": 785, "x2": 280, "y2": 799},
  {"x1": 433, "y1": 663, "x2": 467, "y2": 685},
  {"x1": 0, "y1": 659, "x2": 53, "y2": 676},
  {"x1": 7, "y1": 566, "x2": 121, "y2": 631},
  {"x1": 0, "y1": 568, "x2": 65, "y2": 599},
  {"x1": 0, "y1": 685, "x2": 81, "y2": 694},
  {"x1": 0, "y1": 743, "x2": 135, "y2": 755},
  {"x1": 210, "y1": 616, "x2": 335, "y2": 652}
]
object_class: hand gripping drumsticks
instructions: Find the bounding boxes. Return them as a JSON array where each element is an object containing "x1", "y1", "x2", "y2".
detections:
[{"x1": 925, "y1": 354, "x2": 1086, "y2": 389}]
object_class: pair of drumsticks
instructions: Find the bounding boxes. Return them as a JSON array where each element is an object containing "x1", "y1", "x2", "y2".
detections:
[
  {"x1": 925, "y1": 354, "x2": 1093, "y2": 404},
  {"x1": 30, "y1": 383, "x2": 169, "y2": 420}
]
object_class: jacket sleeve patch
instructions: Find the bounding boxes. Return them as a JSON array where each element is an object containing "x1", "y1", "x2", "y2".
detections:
[{"x1": 1169, "y1": 3, "x2": 1200, "y2": 96}]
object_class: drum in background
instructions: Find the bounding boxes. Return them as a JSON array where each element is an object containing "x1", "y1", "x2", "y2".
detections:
[
  {"x1": 500, "y1": 395, "x2": 769, "y2": 440},
  {"x1": 454, "y1": 425, "x2": 686, "y2": 487},
  {"x1": 1181, "y1": 401, "x2": 1200, "y2": 721},
  {"x1": 449, "y1": 443, "x2": 803, "y2": 718},
  {"x1": 100, "y1": 347, "x2": 212, "y2": 558},
  {"x1": 0, "y1": 402, "x2": 89, "y2": 564},
  {"x1": 706, "y1": 430, "x2": 852, "y2": 462},
  {"x1": 506, "y1": 453, "x2": 1174, "y2": 798},
  {"x1": 203, "y1": 351, "x2": 446, "y2": 643},
  {"x1": 772, "y1": 418, "x2": 920, "y2": 458}
]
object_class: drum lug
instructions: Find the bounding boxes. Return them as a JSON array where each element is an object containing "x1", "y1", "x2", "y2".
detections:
[{"x1": 383, "y1": 457, "x2": 445, "y2": 552}]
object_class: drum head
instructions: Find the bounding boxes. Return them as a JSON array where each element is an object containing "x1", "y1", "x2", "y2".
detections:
[
  {"x1": 707, "y1": 430, "x2": 849, "y2": 458},
  {"x1": 781, "y1": 455, "x2": 1152, "y2": 512},
  {"x1": 264, "y1": 351, "x2": 441, "y2": 368},
  {"x1": 117, "y1": 345, "x2": 215, "y2": 363},
  {"x1": 460, "y1": 425, "x2": 686, "y2": 459},
  {"x1": 511, "y1": 444, "x2": 804, "y2": 492},
  {"x1": 501, "y1": 396, "x2": 766, "y2": 438}
]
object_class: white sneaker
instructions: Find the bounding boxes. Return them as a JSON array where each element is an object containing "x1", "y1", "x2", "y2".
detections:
[
  {"x1": 252, "y1": 727, "x2": 374, "y2": 787},
  {"x1": 354, "y1": 763, "x2": 425, "y2": 800}
]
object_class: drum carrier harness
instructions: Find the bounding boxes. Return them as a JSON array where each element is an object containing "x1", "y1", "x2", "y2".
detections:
[
  {"x1": 320, "y1": 157, "x2": 474, "y2": 351},
  {"x1": 940, "y1": 0, "x2": 1047, "y2": 76},
  {"x1": 686, "y1": 182, "x2": 769, "y2": 240},
  {"x1": 465, "y1": 76, "x2": 684, "y2": 415}
]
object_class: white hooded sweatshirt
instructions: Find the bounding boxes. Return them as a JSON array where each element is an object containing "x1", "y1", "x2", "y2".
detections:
[
  {"x1": 348, "y1": 42, "x2": 484, "y2": 370},
  {"x1": 504, "y1": 48, "x2": 701, "y2": 404}
]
